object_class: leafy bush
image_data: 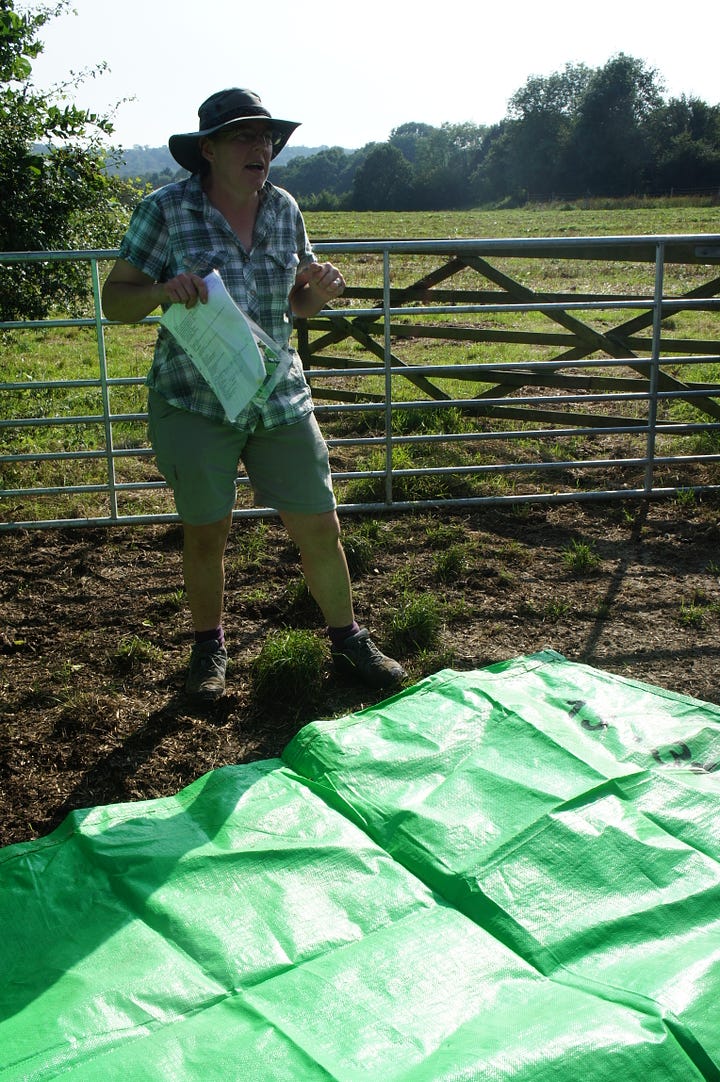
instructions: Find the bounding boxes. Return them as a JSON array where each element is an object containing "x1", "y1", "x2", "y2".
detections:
[{"x1": 0, "y1": 0, "x2": 140, "y2": 320}]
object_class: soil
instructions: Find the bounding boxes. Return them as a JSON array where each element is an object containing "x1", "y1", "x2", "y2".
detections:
[{"x1": 2, "y1": 496, "x2": 720, "y2": 851}]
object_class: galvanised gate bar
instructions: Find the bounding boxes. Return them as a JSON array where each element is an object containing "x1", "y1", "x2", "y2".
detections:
[{"x1": 1, "y1": 234, "x2": 719, "y2": 532}]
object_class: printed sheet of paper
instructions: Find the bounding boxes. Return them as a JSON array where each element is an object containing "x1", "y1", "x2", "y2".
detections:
[{"x1": 160, "y1": 271, "x2": 266, "y2": 421}]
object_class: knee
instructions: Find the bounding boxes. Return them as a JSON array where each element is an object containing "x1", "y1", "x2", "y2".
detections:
[
  {"x1": 284, "y1": 510, "x2": 342, "y2": 554},
  {"x1": 183, "y1": 516, "x2": 232, "y2": 560},
  {"x1": 317, "y1": 511, "x2": 342, "y2": 546}
]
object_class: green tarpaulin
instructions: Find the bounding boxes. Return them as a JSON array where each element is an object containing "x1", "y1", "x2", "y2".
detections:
[{"x1": 1, "y1": 650, "x2": 719, "y2": 1080}]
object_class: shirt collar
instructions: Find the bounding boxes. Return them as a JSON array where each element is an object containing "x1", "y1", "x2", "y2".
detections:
[{"x1": 180, "y1": 172, "x2": 206, "y2": 215}]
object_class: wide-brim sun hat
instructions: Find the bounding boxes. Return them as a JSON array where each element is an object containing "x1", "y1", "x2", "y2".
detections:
[{"x1": 169, "y1": 88, "x2": 300, "y2": 173}]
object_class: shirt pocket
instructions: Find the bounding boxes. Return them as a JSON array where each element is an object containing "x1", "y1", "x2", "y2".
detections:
[
  {"x1": 181, "y1": 249, "x2": 226, "y2": 278},
  {"x1": 263, "y1": 249, "x2": 301, "y2": 297}
]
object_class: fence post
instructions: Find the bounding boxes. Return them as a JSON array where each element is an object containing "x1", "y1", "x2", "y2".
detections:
[
  {"x1": 382, "y1": 247, "x2": 393, "y2": 507},
  {"x1": 91, "y1": 257, "x2": 119, "y2": 522},
  {"x1": 644, "y1": 241, "x2": 666, "y2": 495}
]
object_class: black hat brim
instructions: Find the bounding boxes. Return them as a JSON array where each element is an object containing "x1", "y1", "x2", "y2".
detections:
[{"x1": 169, "y1": 117, "x2": 300, "y2": 173}]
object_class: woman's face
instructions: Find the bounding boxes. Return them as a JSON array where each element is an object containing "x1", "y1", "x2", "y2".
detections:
[{"x1": 201, "y1": 122, "x2": 275, "y2": 192}]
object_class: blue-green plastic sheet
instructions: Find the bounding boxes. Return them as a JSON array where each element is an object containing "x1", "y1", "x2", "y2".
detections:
[{"x1": 1, "y1": 650, "x2": 719, "y2": 1080}]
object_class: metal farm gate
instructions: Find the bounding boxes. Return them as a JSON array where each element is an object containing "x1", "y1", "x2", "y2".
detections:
[{"x1": 1, "y1": 234, "x2": 719, "y2": 532}]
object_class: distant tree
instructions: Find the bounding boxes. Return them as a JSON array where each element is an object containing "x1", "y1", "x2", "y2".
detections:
[
  {"x1": 504, "y1": 64, "x2": 592, "y2": 197},
  {"x1": 646, "y1": 96, "x2": 720, "y2": 192},
  {"x1": 470, "y1": 120, "x2": 517, "y2": 205},
  {"x1": 299, "y1": 188, "x2": 343, "y2": 212},
  {"x1": 349, "y1": 143, "x2": 414, "y2": 210},
  {"x1": 566, "y1": 53, "x2": 664, "y2": 195},
  {"x1": 388, "y1": 121, "x2": 488, "y2": 209},
  {"x1": 0, "y1": 0, "x2": 135, "y2": 319},
  {"x1": 509, "y1": 63, "x2": 592, "y2": 120},
  {"x1": 270, "y1": 145, "x2": 356, "y2": 202},
  {"x1": 388, "y1": 122, "x2": 436, "y2": 164}
]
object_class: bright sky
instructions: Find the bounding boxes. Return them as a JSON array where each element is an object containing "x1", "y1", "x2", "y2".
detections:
[{"x1": 29, "y1": 0, "x2": 720, "y2": 151}]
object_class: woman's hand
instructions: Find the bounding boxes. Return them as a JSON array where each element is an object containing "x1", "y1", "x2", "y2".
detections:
[
  {"x1": 290, "y1": 261, "x2": 345, "y2": 317},
  {"x1": 102, "y1": 260, "x2": 209, "y2": 323},
  {"x1": 299, "y1": 261, "x2": 346, "y2": 297},
  {"x1": 161, "y1": 272, "x2": 210, "y2": 308}
]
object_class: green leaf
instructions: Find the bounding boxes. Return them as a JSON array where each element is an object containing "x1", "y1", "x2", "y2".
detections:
[{"x1": 11, "y1": 55, "x2": 31, "y2": 79}]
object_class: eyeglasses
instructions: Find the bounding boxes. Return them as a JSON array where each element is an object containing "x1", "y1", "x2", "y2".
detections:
[{"x1": 220, "y1": 126, "x2": 275, "y2": 147}]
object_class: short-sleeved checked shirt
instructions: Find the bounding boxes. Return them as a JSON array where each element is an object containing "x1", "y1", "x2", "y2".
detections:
[{"x1": 119, "y1": 175, "x2": 316, "y2": 430}]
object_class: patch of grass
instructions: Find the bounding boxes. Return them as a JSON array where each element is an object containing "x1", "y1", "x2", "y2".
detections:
[
  {"x1": 678, "y1": 599, "x2": 705, "y2": 627},
  {"x1": 250, "y1": 629, "x2": 326, "y2": 718},
  {"x1": 343, "y1": 444, "x2": 487, "y2": 505},
  {"x1": 342, "y1": 527, "x2": 378, "y2": 577},
  {"x1": 389, "y1": 565, "x2": 416, "y2": 592},
  {"x1": 619, "y1": 505, "x2": 639, "y2": 525},
  {"x1": 677, "y1": 588, "x2": 713, "y2": 628},
  {"x1": 496, "y1": 566, "x2": 517, "y2": 588},
  {"x1": 544, "y1": 598, "x2": 571, "y2": 621},
  {"x1": 392, "y1": 405, "x2": 476, "y2": 436},
  {"x1": 674, "y1": 488, "x2": 697, "y2": 511},
  {"x1": 341, "y1": 518, "x2": 387, "y2": 577},
  {"x1": 562, "y1": 538, "x2": 601, "y2": 574},
  {"x1": 53, "y1": 691, "x2": 119, "y2": 736},
  {"x1": 244, "y1": 585, "x2": 274, "y2": 608},
  {"x1": 112, "y1": 634, "x2": 162, "y2": 671},
  {"x1": 157, "y1": 588, "x2": 185, "y2": 613},
  {"x1": 444, "y1": 596, "x2": 472, "y2": 621},
  {"x1": 412, "y1": 646, "x2": 460, "y2": 678},
  {"x1": 229, "y1": 522, "x2": 273, "y2": 572},
  {"x1": 386, "y1": 591, "x2": 443, "y2": 655},
  {"x1": 424, "y1": 521, "x2": 468, "y2": 546},
  {"x1": 494, "y1": 538, "x2": 528, "y2": 563},
  {"x1": 51, "y1": 659, "x2": 85, "y2": 682},
  {"x1": 434, "y1": 543, "x2": 468, "y2": 583}
]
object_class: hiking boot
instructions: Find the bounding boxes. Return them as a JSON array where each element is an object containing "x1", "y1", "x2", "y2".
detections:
[
  {"x1": 185, "y1": 640, "x2": 227, "y2": 702},
  {"x1": 331, "y1": 627, "x2": 406, "y2": 690}
]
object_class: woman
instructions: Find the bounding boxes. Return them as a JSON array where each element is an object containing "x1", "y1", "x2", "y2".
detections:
[{"x1": 102, "y1": 88, "x2": 405, "y2": 703}]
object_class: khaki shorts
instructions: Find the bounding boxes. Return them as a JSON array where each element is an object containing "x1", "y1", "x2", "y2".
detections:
[{"x1": 147, "y1": 391, "x2": 336, "y2": 525}]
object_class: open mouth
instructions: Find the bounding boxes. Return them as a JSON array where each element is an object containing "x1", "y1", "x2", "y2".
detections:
[{"x1": 246, "y1": 162, "x2": 265, "y2": 172}]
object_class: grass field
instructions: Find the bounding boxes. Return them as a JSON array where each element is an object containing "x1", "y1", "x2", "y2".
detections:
[
  {"x1": 1, "y1": 203, "x2": 719, "y2": 525},
  {"x1": 305, "y1": 201, "x2": 720, "y2": 241}
]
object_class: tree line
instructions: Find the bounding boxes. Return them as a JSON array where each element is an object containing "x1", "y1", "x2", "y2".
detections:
[
  {"x1": 115, "y1": 54, "x2": 720, "y2": 211},
  {"x1": 271, "y1": 55, "x2": 720, "y2": 210}
]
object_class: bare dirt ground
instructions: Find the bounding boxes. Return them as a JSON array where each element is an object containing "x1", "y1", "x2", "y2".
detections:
[{"x1": 2, "y1": 496, "x2": 720, "y2": 850}]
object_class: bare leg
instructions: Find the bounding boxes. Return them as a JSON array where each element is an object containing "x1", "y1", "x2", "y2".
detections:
[
  {"x1": 182, "y1": 512, "x2": 233, "y2": 631},
  {"x1": 280, "y1": 509, "x2": 354, "y2": 627}
]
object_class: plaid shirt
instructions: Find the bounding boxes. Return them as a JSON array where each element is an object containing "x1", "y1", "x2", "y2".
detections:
[{"x1": 119, "y1": 175, "x2": 316, "y2": 429}]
